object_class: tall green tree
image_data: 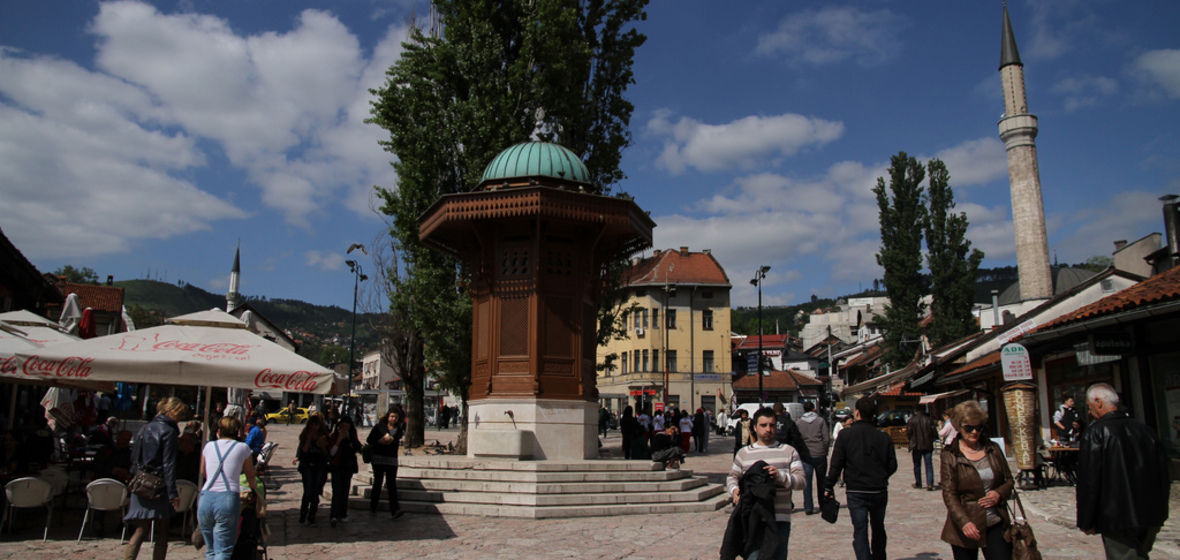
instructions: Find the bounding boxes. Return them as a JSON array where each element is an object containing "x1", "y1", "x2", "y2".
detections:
[
  {"x1": 368, "y1": 0, "x2": 648, "y2": 448},
  {"x1": 874, "y1": 152, "x2": 927, "y2": 367},
  {"x1": 924, "y1": 159, "x2": 984, "y2": 347}
]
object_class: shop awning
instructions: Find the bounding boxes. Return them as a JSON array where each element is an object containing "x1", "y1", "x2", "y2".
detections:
[
  {"x1": 918, "y1": 389, "x2": 970, "y2": 404},
  {"x1": 842, "y1": 363, "x2": 917, "y2": 397}
]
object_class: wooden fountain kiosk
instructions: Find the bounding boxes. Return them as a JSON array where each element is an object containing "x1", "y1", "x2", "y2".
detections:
[{"x1": 418, "y1": 142, "x2": 654, "y2": 460}]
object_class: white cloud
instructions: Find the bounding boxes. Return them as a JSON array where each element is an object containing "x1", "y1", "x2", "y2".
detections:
[
  {"x1": 931, "y1": 138, "x2": 1009, "y2": 187},
  {"x1": 1024, "y1": 1, "x2": 1100, "y2": 61},
  {"x1": 304, "y1": 250, "x2": 346, "y2": 271},
  {"x1": 755, "y1": 6, "x2": 906, "y2": 67},
  {"x1": 1133, "y1": 49, "x2": 1180, "y2": 99},
  {"x1": 649, "y1": 111, "x2": 844, "y2": 174},
  {"x1": 1056, "y1": 190, "x2": 1163, "y2": 262},
  {"x1": 1052, "y1": 75, "x2": 1118, "y2": 111},
  {"x1": 0, "y1": 1, "x2": 407, "y2": 260}
]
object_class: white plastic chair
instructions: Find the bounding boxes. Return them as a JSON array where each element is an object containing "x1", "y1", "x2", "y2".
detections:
[
  {"x1": 174, "y1": 480, "x2": 199, "y2": 535},
  {"x1": 3, "y1": 477, "x2": 55, "y2": 541},
  {"x1": 77, "y1": 478, "x2": 129, "y2": 543}
]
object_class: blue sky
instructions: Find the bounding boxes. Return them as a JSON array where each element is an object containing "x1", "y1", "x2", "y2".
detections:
[{"x1": 1, "y1": 1, "x2": 1178, "y2": 311}]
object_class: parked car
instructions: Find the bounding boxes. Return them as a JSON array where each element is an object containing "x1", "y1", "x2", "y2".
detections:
[
  {"x1": 875, "y1": 409, "x2": 913, "y2": 446},
  {"x1": 266, "y1": 407, "x2": 309, "y2": 424}
]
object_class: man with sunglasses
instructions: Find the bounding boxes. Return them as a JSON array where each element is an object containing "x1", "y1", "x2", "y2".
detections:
[{"x1": 824, "y1": 398, "x2": 897, "y2": 560}]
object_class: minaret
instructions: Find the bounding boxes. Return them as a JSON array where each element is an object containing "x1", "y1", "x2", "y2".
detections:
[
  {"x1": 998, "y1": 4, "x2": 1053, "y2": 301},
  {"x1": 226, "y1": 245, "x2": 241, "y2": 312}
]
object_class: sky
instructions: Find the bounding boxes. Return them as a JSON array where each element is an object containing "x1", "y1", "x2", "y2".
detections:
[{"x1": 1, "y1": 1, "x2": 1178, "y2": 311}]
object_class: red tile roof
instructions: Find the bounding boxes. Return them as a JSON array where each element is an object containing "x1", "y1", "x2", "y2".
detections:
[
  {"x1": 841, "y1": 345, "x2": 882, "y2": 368},
  {"x1": 1036, "y1": 265, "x2": 1180, "y2": 331},
  {"x1": 733, "y1": 369, "x2": 824, "y2": 390},
  {"x1": 875, "y1": 381, "x2": 924, "y2": 397},
  {"x1": 53, "y1": 282, "x2": 125, "y2": 313},
  {"x1": 623, "y1": 248, "x2": 730, "y2": 287},
  {"x1": 735, "y1": 334, "x2": 793, "y2": 350},
  {"x1": 942, "y1": 351, "x2": 1001, "y2": 381}
]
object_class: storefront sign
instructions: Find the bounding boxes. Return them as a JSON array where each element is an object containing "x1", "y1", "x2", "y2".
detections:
[
  {"x1": 1089, "y1": 331, "x2": 1134, "y2": 356},
  {"x1": 1001, "y1": 343, "x2": 1033, "y2": 381},
  {"x1": 695, "y1": 374, "x2": 721, "y2": 382}
]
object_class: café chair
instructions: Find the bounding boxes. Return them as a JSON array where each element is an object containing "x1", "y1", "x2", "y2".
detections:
[
  {"x1": 3, "y1": 476, "x2": 55, "y2": 541},
  {"x1": 77, "y1": 478, "x2": 129, "y2": 543},
  {"x1": 174, "y1": 480, "x2": 199, "y2": 536}
]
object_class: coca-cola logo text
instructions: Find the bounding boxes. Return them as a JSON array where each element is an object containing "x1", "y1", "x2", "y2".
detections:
[
  {"x1": 21, "y1": 355, "x2": 94, "y2": 379},
  {"x1": 0, "y1": 355, "x2": 16, "y2": 374},
  {"x1": 254, "y1": 369, "x2": 319, "y2": 392},
  {"x1": 153, "y1": 341, "x2": 257, "y2": 355}
]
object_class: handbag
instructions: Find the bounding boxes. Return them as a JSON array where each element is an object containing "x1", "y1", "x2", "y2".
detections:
[
  {"x1": 191, "y1": 525, "x2": 205, "y2": 550},
  {"x1": 360, "y1": 443, "x2": 373, "y2": 464},
  {"x1": 1005, "y1": 488, "x2": 1043, "y2": 560},
  {"x1": 128, "y1": 426, "x2": 166, "y2": 500}
]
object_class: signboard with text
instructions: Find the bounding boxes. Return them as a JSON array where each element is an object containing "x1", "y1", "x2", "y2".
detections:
[{"x1": 1001, "y1": 343, "x2": 1033, "y2": 381}]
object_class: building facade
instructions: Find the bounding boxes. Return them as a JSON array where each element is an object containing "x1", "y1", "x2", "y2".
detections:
[{"x1": 597, "y1": 247, "x2": 732, "y2": 415}]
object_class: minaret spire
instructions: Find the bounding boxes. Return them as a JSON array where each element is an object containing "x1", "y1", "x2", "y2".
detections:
[
  {"x1": 997, "y1": 4, "x2": 1053, "y2": 301},
  {"x1": 227, "y1": 242, "x2": 241, "y2": 312}
]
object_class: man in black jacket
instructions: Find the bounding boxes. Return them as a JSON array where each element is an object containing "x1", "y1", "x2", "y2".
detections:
[
  {"x1": 1077, "y1": 383, "x2": 1170, "y2": 560},
  {"x1": 824, "y1": 399, "x2": 897, "y2": 560}
]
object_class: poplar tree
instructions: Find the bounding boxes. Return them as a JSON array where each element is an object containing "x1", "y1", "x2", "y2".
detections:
[
  {"x1": 874, "y1": 152, "x2": 927, "y2": 368},
  {"x1": 368, "y1": 0, "x2": 648, "y2": 448},
  {"x1": 925, "y1": 159, "x2": 984, "y2": 347}
]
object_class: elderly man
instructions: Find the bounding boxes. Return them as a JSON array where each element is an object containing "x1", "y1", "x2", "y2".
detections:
[{"x1": 1077, "y1": 383, "x2": 1170, "y2": 560}]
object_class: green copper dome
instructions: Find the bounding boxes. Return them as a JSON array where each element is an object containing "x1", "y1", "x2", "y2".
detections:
[{"x1": 480, "y1": 142, "x2": 591, "y2": 185}]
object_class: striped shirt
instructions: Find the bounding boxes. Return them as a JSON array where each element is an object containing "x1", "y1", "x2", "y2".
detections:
[{"x1": 726, "y1": 441, "x2": 805, "y2": 523}]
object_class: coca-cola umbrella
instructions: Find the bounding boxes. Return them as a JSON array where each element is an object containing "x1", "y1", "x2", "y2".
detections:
[
  {"x1": 1, "y1": 321, "x2": 113, "y2": 428},
  {"x1": 12, "y1": 309, "x2": 335, "y2": 395}
]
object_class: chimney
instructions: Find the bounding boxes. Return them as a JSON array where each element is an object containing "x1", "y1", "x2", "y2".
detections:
[
  {"x1": 679, "y1": 246, "x2": 689, "y2": 256},
  {"x1": 1162, "y1": 194, "x2": 1180, "y2": 270},
  {"x1": 106, "y1": 275, "x2": 114, "y2": 286},
  {"x1": 1113, "y1": 240, "x2": 1127, "y2": 251},
  {"x1": 702, "y1": 248, "x2": 711, "y2": 254},
  {"x1": 653, "y1": 249, "x2": 661, "y2": 257}
]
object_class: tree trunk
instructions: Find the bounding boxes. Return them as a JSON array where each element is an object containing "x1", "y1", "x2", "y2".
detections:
[{"x1": 455, "y1": 399, "x2": 469, "y2": 455}]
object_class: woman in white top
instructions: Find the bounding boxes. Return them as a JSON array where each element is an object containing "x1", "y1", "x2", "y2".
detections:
[{"x1": 198, "y1": 415, "x2": 257, "y2": 560}]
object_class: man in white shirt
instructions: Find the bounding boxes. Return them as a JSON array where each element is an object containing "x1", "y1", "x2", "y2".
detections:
[{"x1": 726, "y1": 407, "x2": 805, "y2": 560}]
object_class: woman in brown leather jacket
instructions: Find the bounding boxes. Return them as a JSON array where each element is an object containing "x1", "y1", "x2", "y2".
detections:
[{"x1": 939, "y1": 400, "x2": 1014, "y2": 560}]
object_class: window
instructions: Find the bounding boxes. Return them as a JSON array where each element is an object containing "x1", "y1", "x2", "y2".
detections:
[
  {"x1": 652, "y1": 308, "x2": 659, "y2": 329},
  {"x1": 642, "y1": 309, "x2": 649, "y2": 328},
  {"x1": 653, "y1": 349, "x2": 660, "y2": 372},
  {"x1": 666, "y1": 350, "x2": 677, "y2": 372},
  {"x1": 666, "y1": 309, "x2": 677, "y2": 329},
  {"x1": 634, "y1": 350, "x2": 641, "y2": 372},
  {"x1": 621, "y1": 353, "x2": 628, "y2": 374},
  {"x1": 642, "y1": 349, "x2": 649, "y2": 372},
  {"x1": 703, "y1": 350, "x2": 714, "y2": 373},
  {"x1": 702, "y1": 309, "x2": 713, "y2": 331},
  {"x1": 633, "y1": 312, "x2": 641, "y2": 329}
]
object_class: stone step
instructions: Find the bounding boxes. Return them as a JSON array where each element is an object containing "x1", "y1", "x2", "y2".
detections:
[
  {"x1": 349, "y1": 491, "x2": 730, "y2": 519},
  {"x1": 357, "y1": 475, "x2": 708, "y2": 497},
  {"x1": 393, "y1": 457, "x2": 666, "y2": 472},
  {"x1": 391, "y1": 484, "x2": 725, "y2": 507},
  {"x1": 388, "y1": 467, "x2": 693, "y2": 484}
]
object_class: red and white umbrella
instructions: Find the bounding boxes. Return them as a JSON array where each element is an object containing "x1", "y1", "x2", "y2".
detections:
[{"x1": 13, "y1": 309, "x2": 336, "y2": 394}]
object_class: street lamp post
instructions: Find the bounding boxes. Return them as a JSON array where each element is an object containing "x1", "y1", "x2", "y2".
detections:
[
  {"x1": 345, "y1": 244, "x2": 367, "y2": 421},
  {"x1": 663, "y1": 262, "x2": 674, "y2": 411},
  {"x1": 750, "y1": 266, "x2": 770, "y2": 404}
]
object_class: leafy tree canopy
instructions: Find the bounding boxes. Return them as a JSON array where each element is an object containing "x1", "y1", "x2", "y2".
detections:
[{"x1": 54, "y1": 265, "x2": 98, "y2": 284}]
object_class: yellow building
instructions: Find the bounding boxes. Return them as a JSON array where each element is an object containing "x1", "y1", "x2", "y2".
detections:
[{"x1": 597, "y1": 247, "x2": 732, "y2": 415}]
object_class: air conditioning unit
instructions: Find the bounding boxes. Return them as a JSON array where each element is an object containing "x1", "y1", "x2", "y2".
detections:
[{"x1": 635, "y1": 327, "x2": 645, "y2": 336}]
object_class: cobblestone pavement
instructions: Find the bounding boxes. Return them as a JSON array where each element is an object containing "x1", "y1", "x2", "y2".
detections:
[{"x1": 1, "y1": 424, "x2": 1173, "y2": 559}]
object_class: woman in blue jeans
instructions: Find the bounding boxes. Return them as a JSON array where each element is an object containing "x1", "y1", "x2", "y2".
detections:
[{"x1": 198, "y1": 415, "x2": 257, "y2": 560}]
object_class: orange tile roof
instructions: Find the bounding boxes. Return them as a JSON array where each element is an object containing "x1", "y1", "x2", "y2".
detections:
[
  {"x1": 875, "y1": 381, "x2": 925, "y2": 397},
  {"x1": 623, "y1": 248, "x2": 730, "y2": 287},
  {"x1": 1036, "y1": 265, "x2": 1180, "y2": 331},
  {"x1": 735, "y1": 334, "x2": 793, "y2": 350},
  {"x1": 943, "y1": 351, "x2": 1001, "y2": 381},
  {"x1": 733, "y1": 369, "x2": 824, "y2": 390},
  {"x1": 842, "y1": 345, "x2": 882, "y2": 368},
  {"x1": 54, "y1": 281, "x2": 125, "y2": 313}
]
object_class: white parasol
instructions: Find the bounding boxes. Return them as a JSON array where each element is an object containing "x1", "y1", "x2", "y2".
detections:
[
  {"x1": 13, "y1": 309, "x2": 336, "y2": 394},
  {"x1": 0, "y1": 310, "x2": 61, "y2": 328},
  {"x1": 59, "y1": 293, "x2": 83, "y2": 335}
]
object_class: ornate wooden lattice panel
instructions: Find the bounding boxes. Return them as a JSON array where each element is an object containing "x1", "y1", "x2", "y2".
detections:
[{"x1": 499, "y1": 295, "x2": 529, "y2": 356}]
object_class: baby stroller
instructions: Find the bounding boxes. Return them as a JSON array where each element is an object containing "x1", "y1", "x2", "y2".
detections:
[
  {"x1": 231, "y1": 476, "x2": 269, "y2": 560},
  {"x1": 255, "y1": 441, "x2": 280, "y2": 491}
]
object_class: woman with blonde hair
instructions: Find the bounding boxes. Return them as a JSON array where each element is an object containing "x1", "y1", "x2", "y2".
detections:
[
  {"x1": 939, "y1": 401, "x2": 1014, "y2": 560},
  {"x1": 124, "y1": 397, "x2": 189, "y2": 560},
  {"x1": 197, "y1": 415, "x2": 257, "y2": 560}
]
